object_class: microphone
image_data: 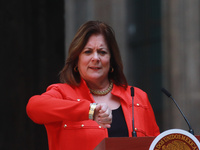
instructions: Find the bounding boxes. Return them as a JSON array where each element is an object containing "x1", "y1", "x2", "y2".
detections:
[
  {"x1": 161, "y1": 88, "x2": 194, "y2": 135},
  {"x1": 130, "y1": 87, "x2": 137, "y2": 137}
]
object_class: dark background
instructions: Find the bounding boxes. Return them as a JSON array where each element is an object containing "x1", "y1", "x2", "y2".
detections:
[
  {"x1": 127, "y1": 0, "x2": 162, "y2": 131},
  {"x1": 1, "y1": 0, "x2": 64, "y2": 149}
]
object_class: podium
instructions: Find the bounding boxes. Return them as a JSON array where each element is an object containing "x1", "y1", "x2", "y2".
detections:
[{"x1": 95, "y1": 136, "x2": 200, "y2": 150}]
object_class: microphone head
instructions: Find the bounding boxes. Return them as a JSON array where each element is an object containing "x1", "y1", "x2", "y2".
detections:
[
  {"x1": 161, "y1": 88, "x2": 171, "y2": 97},
  {"x1": 130, "y1": 87, "x2": 134, "y2": 97}
]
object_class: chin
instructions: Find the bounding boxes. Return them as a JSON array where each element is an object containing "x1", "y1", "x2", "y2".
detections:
[
  {"x1": 91, "y1": 76, "x2": 108, "y2": 82},
  {"x1": 90, "y1": 77, "x2": 102, "y2": 80}
]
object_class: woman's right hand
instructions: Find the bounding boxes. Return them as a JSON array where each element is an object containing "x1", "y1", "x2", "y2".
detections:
[{"x1": 93, "y1": 103, "x2": 112, "y2": 128}]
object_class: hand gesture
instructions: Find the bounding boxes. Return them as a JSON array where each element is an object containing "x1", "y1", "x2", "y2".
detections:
[{"x1": 93, "y1": 103, "x2": 112, "y2": 128}]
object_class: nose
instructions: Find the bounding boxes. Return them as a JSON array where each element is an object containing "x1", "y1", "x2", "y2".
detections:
[{"x1": 92, "y1": 52, "x2": 100, "y2": 61}]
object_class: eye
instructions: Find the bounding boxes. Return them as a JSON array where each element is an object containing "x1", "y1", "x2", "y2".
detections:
[
  {"x1": 99, "y1": 51, "x2": 107, "y2": 55},
  {"x1": 83, "y1": 49, "x2": 92, "y2": 54},
  {"x1": 98, "y1": 49, "x2": 108, "y2": 55}
]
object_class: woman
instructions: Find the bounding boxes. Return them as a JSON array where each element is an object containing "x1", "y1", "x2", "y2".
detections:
[{"x1": 26, "y1": 21, "x2": 160, "y2": 150}]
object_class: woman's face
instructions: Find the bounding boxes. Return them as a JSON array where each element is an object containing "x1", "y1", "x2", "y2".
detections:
[{"x1": 78, "y1": 34, "x2": 111, "y2": 84}]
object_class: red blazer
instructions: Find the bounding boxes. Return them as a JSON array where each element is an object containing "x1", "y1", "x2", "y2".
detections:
[{"x1": 26, "y1": 79, "x2": 160, "y2": 150}]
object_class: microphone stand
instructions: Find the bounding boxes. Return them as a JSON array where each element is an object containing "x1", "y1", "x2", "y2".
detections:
[
  {"x1": 161, "y1": 88, "x2": 194, "y2": 135},
  {"x1": 131, "y1": 87, "x2": 137, "y2": 137}
]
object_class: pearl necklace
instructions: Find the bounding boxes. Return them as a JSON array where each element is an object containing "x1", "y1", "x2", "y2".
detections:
[{"x1": 89, "y1": 81, "x2": 113, "y2": 96}]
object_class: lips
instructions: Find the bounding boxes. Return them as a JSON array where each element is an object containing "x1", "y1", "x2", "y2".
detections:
[{"x1": 89, "y1": 66, "x2": 101, "y2": 69}]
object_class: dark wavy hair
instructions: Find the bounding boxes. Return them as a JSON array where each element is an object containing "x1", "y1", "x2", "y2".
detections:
[{"x1": 60, "y1": 20, "x2": 127, "y2": 88}]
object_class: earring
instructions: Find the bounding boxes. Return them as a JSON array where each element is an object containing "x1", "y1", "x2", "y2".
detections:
[
  {"x1": 110, "y1": 67, "x2": 114, "y2": 73},
  {"x1": 74, "y1": 66, "x2": 78, "y2": 72}
]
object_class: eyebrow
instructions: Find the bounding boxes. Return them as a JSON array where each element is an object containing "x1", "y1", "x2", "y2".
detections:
[{"x1": 84, "y1": 46, "x2": 108, "y2": 50}]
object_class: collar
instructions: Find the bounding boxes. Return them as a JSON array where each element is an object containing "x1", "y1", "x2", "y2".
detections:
[{"x1": 111, "y1": 84, "x2": 132, "y2": 106}]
